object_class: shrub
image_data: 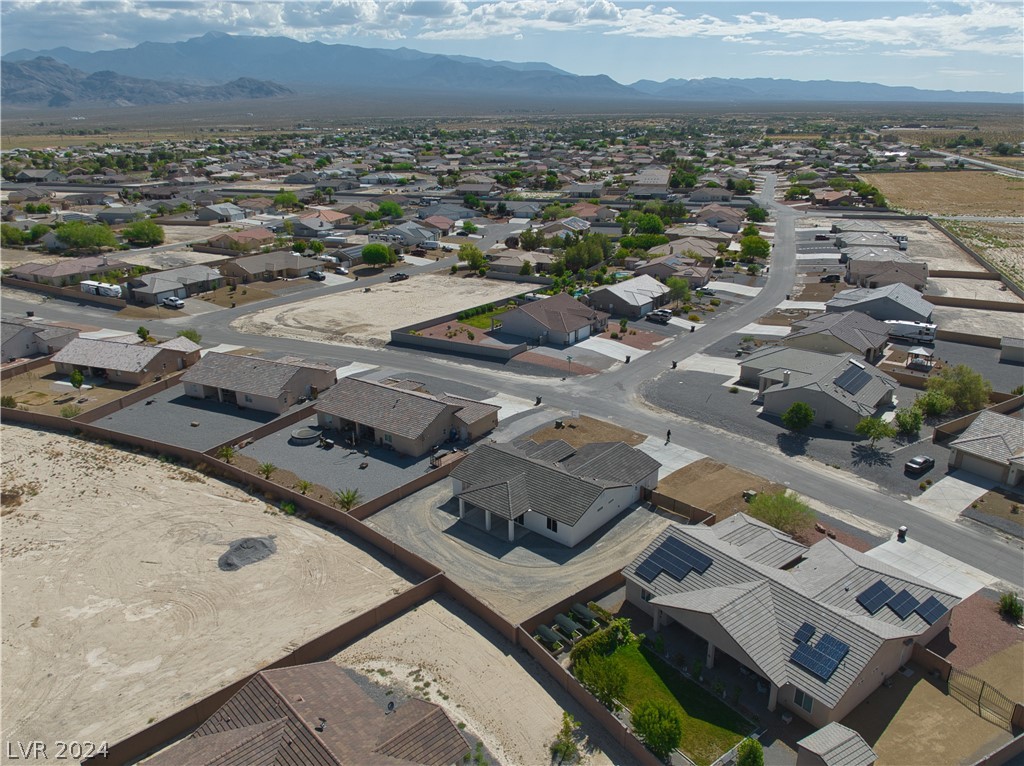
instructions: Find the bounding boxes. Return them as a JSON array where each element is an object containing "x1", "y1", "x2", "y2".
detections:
[
  {"x1": 737, "y1": 738, "x2": 765, "y2": 766},
  {"x1": 915, "y1": 390, "x2": 954, "y2": 417},
  {"x1": 257, "y1": 462, "x2": 277, "y2": 479},
  {"x1": 177, "y1": 328, "x2": 202, "y2": 343},
  {"x1": 136, "y1": 326, "x2": 150, "y2": 341},
  {"x1": 570, "y1": 618, "x2": 638, "y2": 664},
  {"x1": 729, "y1": 386, "x2": 739, "y2": 394},
  {"x1": 894, "y1": 406, "x2": 923, "y2": 435},
  {"x1": 999, "y1": 592, "x2": 1023, "y2": 622},
  {"x1": 216, "y1": 445, "x2": 235, "y2": 464},
  {"x1": 294, "y1": 479, "x2": 312, "y2": 495},
  {"x1": 0, "y1": 395, "x2": 16, "y2": 408},
  {"x1": 466, "y1": 331, "x2": 475, "y2": 341},
  {"x1": 280, "y1": 501, "x2": 296, "y2": 515},
  {"x1": 451, "y1": 264, "x2": 458, "y2": 274},
  {"x1": 747, "y1": 490, "x2": 815, "y2": 536},
  {"x1": 631, "y1": 699, "x2": 682, "y2": 760},
  {"x1": 710, "y1": 298, "x2": 721, "y2": 306},
  {"x1": 1012, "y1": 384, "x2": 1024, "y2": 396},
  {"x1": 781, "y1": 401, "x2": 815, "y2": 432},
  {"x1": 550, "y1": 712, "x2": 580, "y2": 764},
  {"x1": 926, "y1": 364, "x2": 992, "y2": 412},
  {"x1": 610, "y1": 332, "x2": 619, "y2": 340},
  {"x1": 574, "y1": 653, "x2": 625, "y2": 710},
  {"x1": 60, "y1": 404, "x2": 82, "y2": 419},
  {"x1": 687, "y1": 313, "x2": 700, "y2": 322}
]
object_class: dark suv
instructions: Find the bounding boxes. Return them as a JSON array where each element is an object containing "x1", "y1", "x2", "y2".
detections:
[{"x1": 389, "y1": 272, "x2": 410, "y2": 282}]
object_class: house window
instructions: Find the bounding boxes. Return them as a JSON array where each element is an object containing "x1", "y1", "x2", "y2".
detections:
[
  {"x1": 546, "y1": 517, "x2": 558, "y2": 533},
  {"x1": 794, "y1": 689, "x2": 813, "y2": 713},
  {"x1": 641, "y1": 588, "x2": 653, "y2": 602},
  {"x1": 243, "y1": 395, "x2": 253, "y2": 403},
  {"x1": 383, "y1": 434, "x2": 392, "y2": 443},
  {"x1": 514, "y1": 514, "x2": 525, "y2": 526}
]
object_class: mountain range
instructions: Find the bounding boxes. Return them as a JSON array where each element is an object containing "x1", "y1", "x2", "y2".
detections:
[{"x1": 3, "y1": 31, "x2": 1020, "y2": 109}]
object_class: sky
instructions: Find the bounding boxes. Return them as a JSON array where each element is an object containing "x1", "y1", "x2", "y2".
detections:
[{"x1": 2, "y1": 0, "x2": 1022, "y2": 93}]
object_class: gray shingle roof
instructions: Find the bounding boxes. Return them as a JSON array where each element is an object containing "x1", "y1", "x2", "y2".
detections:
[
  {"x1": 506, "y1": 293, "x2": 608, "y2": 334},
  {"x1": 181, "y1": 352, "x2": 312, "y2": 399},
  {"x1": 230, "y1": 251, "x2": 322, "y2": 274},
  {"x1": 826, "y1": 284, "x2": 932, "y2": 320},
  {"x1": 626, "y1": 524, "x2": 956, "y2": 710},
  {"x1": 786, "y1": 312, "x2": 890, "y2": 355},
  {"x1": 712, "y1": 513, "x2": 808, "y2": 568},
  {"x1": 798, "y1": 723, "x2": 877, "y2": 766},
  {"x1": 51, "y1": 337, "x2": 163, "y2": 373},
  {"x1": 315, "y1": 378, "x2": 456, "y2": 440},
  {"x1": 588, "y1": 275, "x2": 669, "y2": 307},
  {"x1": 949, "y1": 410, "x2": 1024, "y2": 465}
]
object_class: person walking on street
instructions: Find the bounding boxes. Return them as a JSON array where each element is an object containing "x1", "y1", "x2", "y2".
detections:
[{"x1": 666, "y1": 429, "x2": 671, "y2": 443}]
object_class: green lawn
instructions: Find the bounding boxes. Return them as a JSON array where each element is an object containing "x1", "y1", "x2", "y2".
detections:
[
  {"x1": 612, "y1": 644, "x2": 750, "y2": 766},
  {"x1": 458, "y1": 305, "x2": 513, "y2": 329}
]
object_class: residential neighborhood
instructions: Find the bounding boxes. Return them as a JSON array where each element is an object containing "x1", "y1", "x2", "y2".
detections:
[{"x1": 2, "y1": 104, "x2": 1023, "y2": 766}]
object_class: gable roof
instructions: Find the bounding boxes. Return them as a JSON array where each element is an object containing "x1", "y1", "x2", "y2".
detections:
[
  {"x1": 505, "y1": 293, "x2": 608, "y2": 334},
  {"x1": 588, "y1": 274, "x2": 670, "y2": 307},
  {"x1": 315, "y1": 378, "x2": 458, "y2": 440},
  {"x1": 786, "y1": 312, "x2": 890, "y2": 354},
  {"x1": 181, "y1": 352, "x2": 326, "y2": 399},
  {"x1": 712, "y1": 513, "x2": 808, "y2": 568},
  {"x1": 949, "y1": 411, "x2": 1024, "y2": 465},
  {"x1": 825, "y1": 284, "x2": 932, "y2": 320},
  {"x1": 51, "y1": 337, "x2": 164, "y2": 372},
  {"x1": 798, "y1": 723, "x2": 877, "y2": 766}
]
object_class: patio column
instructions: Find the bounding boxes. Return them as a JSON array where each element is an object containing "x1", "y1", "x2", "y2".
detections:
[
  {"x1": 652, "y1": 608, "x2": 661, "y2": 631},
  {"x1": 768, "y1": 683, "x2": 778, "y2": 712},
  {"x1": 706, "y1": 641, "x2": 716, "y2": 669},
  {"x1": 458, "y1": 498, "x2": 465, "y2": 519},
  {"x1": 485, "y1": 510, "x2": 492, "y2": 531},
  {"x1": 507, "y1": 519, "x2": 514, "y2": 542}
]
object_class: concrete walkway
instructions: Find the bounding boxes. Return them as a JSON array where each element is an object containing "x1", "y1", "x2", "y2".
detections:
[
  {"x1": 481, "y1": 392, "x2": 539, "y2": 421},
  {"x1": 676, "y1": 353, "x2": 742, "y2": 378},
  {"x1": 906, "y1": 470, "x2": 997, "y2": 522},
  {"x1": 737, "y1": 322, "x2": 790, "y2": 337},
  {"x1": 635, "y1": 436, "x2": 705, "y2": 479},
  {"x1": 707, "y1": 282, "x2": 762, "y2": 297},
  {"x1": 575, "y1": 336, "x2": 651, "y2": 362},
  {"x1": 866, "y1": 535, "x2": 999, "y2": 598},
  {"x1": 199, "y1": 343, "x2": 243, "y2": 357},
  {"x1": 335, "y1": 361, "x2": 378, "y2": 379},
  {"x1": 776, "y1": 300, "x2": 827, "y2": 311}
]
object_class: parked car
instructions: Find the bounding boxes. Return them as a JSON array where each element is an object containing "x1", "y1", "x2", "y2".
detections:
[
  {"x1": 308, "y1": 271, "x2": 327, "y2": 281},
  {"x1": 814, "y1": 233, "x2": 832, "y2": 241},
  {"x1": 389, "y1": 272, "x2": 410, "y2": 282},
  {"x1": 335, "y1": 266, "x2": 349, "y2": 275},
  {"x1": 904, "y1": 455, "x2": 936, "y2": 474},
  {"x1": 820, "y1": 274, "x2": 841, "y2": 283},
  {"x1": 161, "y1": 296, "x2": 185, "y2": 309},
  {"x1": 645, "y1": 312, "x2": 670, "y2": 325},
  {"x1": 697, "y1": 288, "x2": 716, "y2": 296}
]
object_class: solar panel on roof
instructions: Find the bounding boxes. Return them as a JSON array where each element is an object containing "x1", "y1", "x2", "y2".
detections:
[
  {"x1": 834, "y1": 364, "x2": 872, "y2": 395},
  {"x1": 856, "y1": 580, "x2": 896, "y2": 614},
  {"x1": 635, "y1": 559, "x2": 661, "y2": 583},
  {"x1": 794, "y1": 622, "x2": 816, "y2": 644},
  {"x1": 915, "y1": 596, "x2": 948, "y2": 625},
  {"x1": 815, "y1": 633, "x2": 850, "y2": 663},
  {"x1": 655, "y1": 547, "x2": 693, "y2": 582},
  {"x1": 790, "y1": 643, "x2": 841, "y2": 682},
  {"x1": 887, "y1": 590, "x2": 920, "y2": 620},
  {"x1": 663, "y1": 536, "x2": 713, "y2": 574}
]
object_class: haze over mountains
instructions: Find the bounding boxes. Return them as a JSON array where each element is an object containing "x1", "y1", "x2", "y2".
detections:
[{"x1": 3, "y1": 31, "x2": 1020, "y2": 109}]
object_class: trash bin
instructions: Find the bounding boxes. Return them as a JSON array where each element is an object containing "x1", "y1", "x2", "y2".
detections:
[{"x1": 535, "y1": 396, "x2": 542, "y2": 406}]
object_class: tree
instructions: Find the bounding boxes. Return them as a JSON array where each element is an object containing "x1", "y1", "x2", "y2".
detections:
[
  {"x1": 856, "y1": 417, "x2": 897, "y2": 446},
  {"x1": 737, "y1": 738, "x2": 765, "y2": 766},
  {"x1": 333, "y1": 488, "x2": 362, "y2": 511},
  {"x1": 519, "y1": 260, "x2": 534, "y2": 276},
  {"x1": 574, "y1": 654, "x2": 626, "y2": 711},
  {"x1": 747, "y1": 490, "x2": 815, "y2": 536},
  {"x1": 1, "y1": 224, "x2": 25, "y2": 246},
  {"x1": 136, "y1": 326, "x2": 150, "y2": 341},
  {"x1": 121, "y1": 220, "x2": 165, "y2": 246},
  {"x1": 461, "y1": 220, "x2": 478, "y2": 234},
  {"x1": 666, "y1": 277, "x2": 690, "y2": 304},
  {"x1": 746, "y1": 206, "x2": 768, "y2": 223},
  {"x1": 257, "y1": 462, "x2": 277, "y2": 479},
  {"x1": 630, "y1": 700, "x2": 682, "y2": 760},
  {"x1": 69, "y1": 369, "x2": 84, "y2": 390},
  {"x1": 216, "y1": 445, "x2": 235, "y2": 464},
  {"x1": 377, "y1": 199, "x2": 403, "y2": 218},
  {"x1": 53, "y1": 221, "x2": 118, "y2": 251},
  {"x1": 781, "y1": 401, "x2": 815, "y2": 432},
  {"x1": 460, "y1": 244, "x2": 486, "y2": 271},
  {"x1": 273, "y1": 190, "x2": 300, "y2": 210},
  {"x1": 894, "y1": 407, "x2": 923, "y2": 436},
  {"x1": 361, "y1": 243, "x2": 394, "y2": 266},
  {"x1": 925, "y1": 364, "x2": 992, "y2": 412},
  {"x1": 292, "y1": 240, "x2": 307, "y2": 253},
  {"x1": 740, "y1": 235, "x2": 771, "y2": 261},
  {"x1": 550, "y1": 712, "x2": 580, "y2": 764},
  {"x1": 308, "y1": 239, "x2": 325, "y2": 254},
  {"x1": 177, "y1": 328, "x2": 202, "y2": 343},
  {"x1": 294, "y1": 479, "x2": 313, "y2": 495}
]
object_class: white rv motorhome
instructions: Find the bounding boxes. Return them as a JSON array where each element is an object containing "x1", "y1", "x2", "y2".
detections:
[{"x1": 884, "y1": 320, "x2": 936, "y2": 342}]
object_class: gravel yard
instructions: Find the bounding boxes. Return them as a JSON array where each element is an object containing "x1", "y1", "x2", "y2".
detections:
[
  {"x1": 233, "y1": 273, "x2": 528, "y2": 348},
  {"x1": 1, "y1": 425, "x2": 415, "y2": 756},
  {"x1": 118, "y1": 248, "x2": 230, "y2": 271},
  {"x1": 928, "y1": 277, "x2": 1024, "y2": 304},
  {"x1": 331, "y1": 595, "x2": 630, "y2": 766}
]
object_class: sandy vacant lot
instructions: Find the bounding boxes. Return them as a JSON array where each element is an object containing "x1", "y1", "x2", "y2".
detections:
[
  {"x1": 233, "y1": 273, "x2": 529, "y2": 347},
  {"x1": 929, "y1": 277, "x2": 1024, "y2": 304},
  {"x1": 930, "y1": 305, "x2": 1022, "y2": 340},
  {"x1": 333, "y1": 596, "x2": 627, "y2": 766},
  {"x1": 1, "y1": 425, "x2": 413, "y2": 753},
  {"x1": 858, "y1": 172, "x2": 1024, "y2": 217}
]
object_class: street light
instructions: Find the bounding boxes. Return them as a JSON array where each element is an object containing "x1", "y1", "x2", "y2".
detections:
[{"x1": 566, "y1": 355, "x2": 573, "y2": 376}]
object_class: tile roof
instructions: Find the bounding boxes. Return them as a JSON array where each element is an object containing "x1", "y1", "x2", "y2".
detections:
[
  {"x1": 949, "y1": 411, "x2": 1024, "y2": 465},
  {"x1": 786, "y1": 312, "x2": 890, "y2": 355},
  {"x1": 825, "y1": 284, "x2": 932, "y2": 319},
  {"x1": 315, "y1": 378, "x2": 457, "y2": 440},
  {"x1": 626, "y1": 524, "x2": 955, "y2": 710},
  {"x1": 230, "y1": 251, "x2": 322, "y2": 274},
  {"x1": 505, "y1": 293, "x2": 608, "y2": 334},
  {"x1": 51, "y1": 337, "x2": 163, "y2": 373},
  {"x1": 798, "y1": 722, "x2": 877, "y2": 766},
  {"x1": 712, "y1": 513, "x2": 808, "y2": 568},
  {"x1": 588, "y1": 275, "x2": 669, "y2": 307},
  {"x1": 181, "y1": 352, "x2": 324, "y2": 399},
  {"x1": 13, "y1": 256, "x2": 129, "y2": 279},
  {"x1": 452, "y1": 440, "x2": 659, "y2": 526},
  {"x1": 156, "y1": 336, "x2": 202, "y2": 353}
]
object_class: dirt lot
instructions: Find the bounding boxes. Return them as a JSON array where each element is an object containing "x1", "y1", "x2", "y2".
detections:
[
  {"x1": 940, "y1": 220, "x2": 1024, "y2": 289},
  {"x1": 657, "y1": 458, "x2": 786, "y2": 521},
  {"x1": 930, "y1": 305, "x2": 1022, "y2": 340},
  {"x1": 332, "y1": 595, "x2": 627, "y2": 766},
  {"x1": 528, "y1": 415, "x2": 646, "y2": 447},
  {"x1": 793, "y1": 281, "x2": 845, "y2": 302},
  {"x1": 928, "y1": 591, "x2": 1024, "y2": 670},
  {"x1": 0, "y1": 247, "x2": 61, "y2": 269},
  {"x1": 233, "y1": 273, "x2": 528, "y2": 348},
  {"x1": 968, "y1": 488, "x2": 1024, "y2": 534},
  {"x1": 1, "y1": 425, "x2": 414, "y2": 754},
  {"x1": 1, "y1": 364, "x2": 136, "y2": 417},
  {"x1": 118, "y1": 248, "x2": 230, "y2": 271},
  {"x1": 858, "y1": 172, "x2": 1024, "y2": 217},
  {"x1": 929, "y1": 277, "x2": 1024, "y2": 304}
]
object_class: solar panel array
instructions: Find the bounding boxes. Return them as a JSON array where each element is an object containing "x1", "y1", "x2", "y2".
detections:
[
  {"x1": 816, "y1": 633, "x2": 851, "y2": 664},
  {"x1": 834, "y1": 364, "x2": 872, "y2": 395},
  {"x1": 794, "y1": 622, "x2": 816, "y2": 644},
  {"x1": 887, "y1": 589, "x2": 920, "y2": 620},
  {"x1": 856, "y1": 580, "x2": 896, "y2": 615},
  {"x1": 790, "y1": 631, "x2": 850, "y2": 682},
  {"x1": 914, "y1": 596, "x2": 948, "y2": 625},
  {"x1": 634, "y1": 537, "x2": 713, "y2": 584}
]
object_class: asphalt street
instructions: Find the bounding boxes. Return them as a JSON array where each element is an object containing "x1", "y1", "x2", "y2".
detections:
[{"x1": 6, "y1": 173, "x2": 1022, "y2": 586}]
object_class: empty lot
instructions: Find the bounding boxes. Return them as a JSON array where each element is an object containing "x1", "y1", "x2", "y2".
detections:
[
  {"x1": 858, "y1": 171, "x2": 1024, "y2": 217},
  {"x1": 233, "y1": 273, "x2": 528, "y2": 347},
  {"x1": 1, "y1": 425, "x2": 414, "y2": 754}
]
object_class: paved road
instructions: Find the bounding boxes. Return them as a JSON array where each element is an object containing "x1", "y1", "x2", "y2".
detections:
[
  {"x1": 933, "y1": 151, "x2": 1024, "y2": 178},
  {"x1": 6, "y1": 174, "x2": 1023, "y2": 586}
]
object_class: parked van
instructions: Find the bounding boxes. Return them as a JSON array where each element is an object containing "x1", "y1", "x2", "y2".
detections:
[
  {"x1": 884, "y1": 320, "x2": 936, "y2": 342},
  {"x1": 421, "y1": 241, "x2": 441, "y2": 251}
]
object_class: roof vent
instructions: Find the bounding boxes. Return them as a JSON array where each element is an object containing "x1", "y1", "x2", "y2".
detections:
[
  {"x1": 783, "y1": 369, "x2": 791, "y2": 385},
  {"x1": 315, "y1": 717, "x2": 327, "y2": 732}
]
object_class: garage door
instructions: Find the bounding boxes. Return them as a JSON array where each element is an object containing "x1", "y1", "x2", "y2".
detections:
[{"x1": 958, "y1": 453, "x2": 1005, "y2": 483}]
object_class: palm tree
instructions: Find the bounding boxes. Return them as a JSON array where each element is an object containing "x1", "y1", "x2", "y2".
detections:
[
  {"x1": 333, "y1": 488, "x2": 362, "y2": 512},
  {"x1": 215, "y1": 445, "x2": 235, "y2": 464},
  {"x1": 258, "y1": 462, "x2": 277, "y2": 480},
  {"x1": 294, "y1": 479, "x2": 313, "y2": 495}
]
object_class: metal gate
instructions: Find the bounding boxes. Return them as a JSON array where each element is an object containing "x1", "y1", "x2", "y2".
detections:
[{"x1": 948, "y1": 667, "x2": 1016, "y2": 730}]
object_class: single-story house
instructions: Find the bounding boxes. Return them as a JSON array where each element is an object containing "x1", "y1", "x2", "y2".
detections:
[
  {"x1": 451, "y1": 438, "x2": 661, "y2": 546},
  {"x1": 825, "y1": 284, "x2": 933, "y2": 323},
  {"x1": 948, "y1": 411, "x2": 1024, "y2": 486},
  {"x1": 689, "y1": 187, "x2": 734, "y2": 204},
  {"x1": 624, "y1": 519, "x2": 959, "y2": 728},
  {"x1": 125, "y1": 265, "x2": 222, "y2": 305},
  {"x1": 95, "y1": 205, "x2": 149, "y2": 225},
  {"x1": 145, "y1": 661, "x2": 470, "y2": 766},
  {"x1": 206, "y1": 227, "x2": 275, "y2": 252},
  {"x1": 797, "y1": 723, "x2": 877, "y2": 766},
  {"x1": 197, "y1": 203, "x2": 246, "y2": 223},
  {"x1": 234, "y1": 197, "x2": 276, "y2": 215},
  {"x1": 565, "y1": 182, "x2": 604, "y2": 198},
  {"x1": 587, "y1": 274, "x2": 671, "y2": 317},
  {"x1": 537, "y1": 217, "x2": 590, "y2": 239},
  {"x1": 369, "y1": 221, "x2": 437, "y2": 248},
  {"x1": 783, "y1": 312, "x2": 890, "y2": 363},
  {"x1": 569, "y1": 202, "x2": 617, "y2": 223},
  {"x1": 693, "y1": 203, "x2": 745, "y2": 233},
  {"x1": 740, "y1": 347, "x2": 898, "y2": 433},
  {"x1": 499, "y1": 292, "x2": 609, "y2": 346},
  {"x1": 182, "y1": 352, "x2": 336, "y2": 414},
  {"x1": 420, "y1": 215, "x2": 456, "y2": 236},
  {"x1": 830, "y1": 221, "x2": 889, "y2": 236},
  {"x1": 835, "y1": 232, "x2": 901, "y2": 250},
  {"x1": 52, "y1": 336, "x2": 198, "y2": 385},
  {"x1": 314, "y1": 377, "x2": 499, "y2": 457},
  {"x1": 635, "y1": 254, "x2": 713, "y2": 287},
  {"x1": 486, "y1": 249, "x2": 554, "y2": 275},
  {"x1": 291, "y1": 214, "x2": 336, "y2": 239},
  {"x1": 15, "y1": 169, "x2": 64, "y2": 183},
  {"x1": 1, "y1": 317, "x2": 78, "y2": 361},
  {"x1": 845, "y1": 250, "x2": 928, "y2": 290},
  {"x1": 222, "y1": 251, "x2": 322, "y2": 282},
  {"x1": 1000, "y1": 337, "x2": 1024, "y2": 364},
  {"x1": 11, "y1": 255, "x2": 129, "y2": 287},
  {"x1": 811, "y1": 189, "x2": 858, "y2": 207}
]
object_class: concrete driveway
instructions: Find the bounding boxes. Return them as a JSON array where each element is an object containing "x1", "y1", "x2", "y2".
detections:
[
  {"x1": 907, "y1": 470, "x2": 998, "y2": 522},
  {"x1": 865, "y1": 536, "x2": 999, "y2": 598},
  {"x1": 635, "y1": 436, "x2": 705, "y2": 479},
  {"x1": 574, "y1": 336, "x2": 650, "y2": 362}
]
